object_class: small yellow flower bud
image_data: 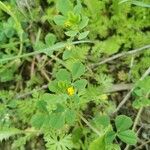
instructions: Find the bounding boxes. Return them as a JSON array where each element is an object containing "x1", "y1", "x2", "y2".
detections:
[
  {"x1": 66, "y1": 44, "x2": 72, "y2": 50},
  {"x1": 67, "y1": 87, "x2": 75, "y2": 96},
  {"x1": 99, "y1": 94, "x2": 108, "y2": 100},
  {"x1": 64, "y1": 21, "x2": 72, "y2": 28}
]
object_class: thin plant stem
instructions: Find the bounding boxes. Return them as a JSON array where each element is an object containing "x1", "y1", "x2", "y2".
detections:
[
  {"x1": 0, "y1": 40, "x2": 93, "y2": 63},
  {"x1": 79, "y1": 114, "x2": 101, "y2": 136}
]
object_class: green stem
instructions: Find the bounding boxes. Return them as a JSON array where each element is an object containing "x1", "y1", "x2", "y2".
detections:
[
  {"x1": 18, "y1": 35, "x2": 23, "y2": 55},
  {"x1": 0, "y1": 40, "x2": 93, "y2": 63}
]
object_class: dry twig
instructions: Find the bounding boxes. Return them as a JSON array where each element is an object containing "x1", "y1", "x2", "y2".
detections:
[{"x1": 90, "y1": 44, "x2": 150, "y2": 68}]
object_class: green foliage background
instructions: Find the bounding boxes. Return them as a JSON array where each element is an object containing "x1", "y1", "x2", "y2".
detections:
[{"x1": 0, "y1": 0, "x2": 150, "y2": 150}]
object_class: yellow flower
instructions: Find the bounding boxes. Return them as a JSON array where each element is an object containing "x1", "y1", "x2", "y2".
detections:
[
  {"x1": 99, "y1": 94, "x2": 108, "y2": 100},
  {"x1": 67, "y1": 86, "x2": 75, "y2": 96}
]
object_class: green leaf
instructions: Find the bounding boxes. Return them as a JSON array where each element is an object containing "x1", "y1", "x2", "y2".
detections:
[
  {"x1": 89, "y1": 135, "x2": 106, "y2": 150},
  {"x1": 78, "y1": 31, "x2": 89, "y2": 40},
  {"x1": 44, "y1": 133, "x2": 73, "y2": 150},
  {"x1": 119, "y1": 0, "x2": 150, "y2": 8},
  {"x1": 133, "y1": 88, "x2": 143, "y2": 97},
  {"x1": 65, "y1": 30, "x2": 78, "y2": 37},
  {"x1": 37, "y1": 100, "x2": 48, "y2": 113},
  {"x1": 97, "y1": 115, "x2": 110, "y2": 127},
  {"x1": 41, "y1": 93, "x2": 68, "y2": 104},
  {"x1": 49, "y1": 113, "x2": 65, "y2": 129},
  {"x1": 48, "y1": 80, "x2": 68, "y2": 93},
  {"x1": 0, "y1": 32, "x2": 6, "y2": 42},
  {"x1": 62, "y1": 50, "x2": 72, "y2": 60},
  {"x1": 119, "y1": 0, "x2": 129, "y2": 4},
  {"x1": 117, "y1": 130, "x2": 137, "y2": 145},
  {"x1": 48, "y1": 81, "x2": 62, "y2": 93},
  {"x1": 4, "y1": 26, "x2": 15, "y2": 38},
  {"x1": 115, "y1": 115, "x2": 133, "y2": 131},
  {"x1": 65, "y1": 109, "x2": 76, "y2": 124},
  {"x1": 99, "y1": 37, "x2": 121, "y2": 55},
  {"x1": 31, "y1": 113, "x2": 47, "y2": 128},
  {"x1": 45, "y1": 33, "x2": 56, "y2": 46},
  {"x1": 105, "y1": 130, "x2": 116, "y2": 144},
  {"x1": 74, "y1": 0, "x2": 82, "y2": 15},
  {"x1": 53, "y1": 15, "x2": 66, "y2": 26},
  {"x1": 56, "y1": 69, "x2": 71, "y2": 81},
  {"x1": 136, "y1": 77, "x2": 150, "y2": 94},
  {"x1": 0, "y1": 1, "x2": 23, "y2": 39},
  {"x1": 72, "y1": 127, "x2": 83, "y2": 143},
  {"x1": 84, "y1": 0, "x2": 101, "y2": 18},
  {"x1": 0, "y1": 128, "x2": 22, "y2": 141},
  {"x1": 56, "y1": 0, "x2": 73, "y2": 15},
  {"x1": 106, "y1": 144, "x2": 121, "y2": 150},
  {"x1": 132, "y1": 1, "x2": 150, "y2": 8},
  {"x1": 0, "y1": 69, "x2": 14, "y2": 82},
  {"x1": 71, "y1": 62, "x2": 85, "y2": 80},
  {"x1": 132, "y1": 98, "x2": 150, "y2": 109},
  {"x1": 79, "y1": 16, "x2": 89, "y2": 29},
  {"x1": 35, "y1": 41, "x2": 46, "y2": 50},
  {"x1": 73, "y1": 79, "x2": 87, "y2": 91}
]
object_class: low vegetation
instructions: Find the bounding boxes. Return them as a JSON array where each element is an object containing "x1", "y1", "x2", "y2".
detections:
[{"x1": 0, "y1": 0, "x2": 150, "y2": 150}]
